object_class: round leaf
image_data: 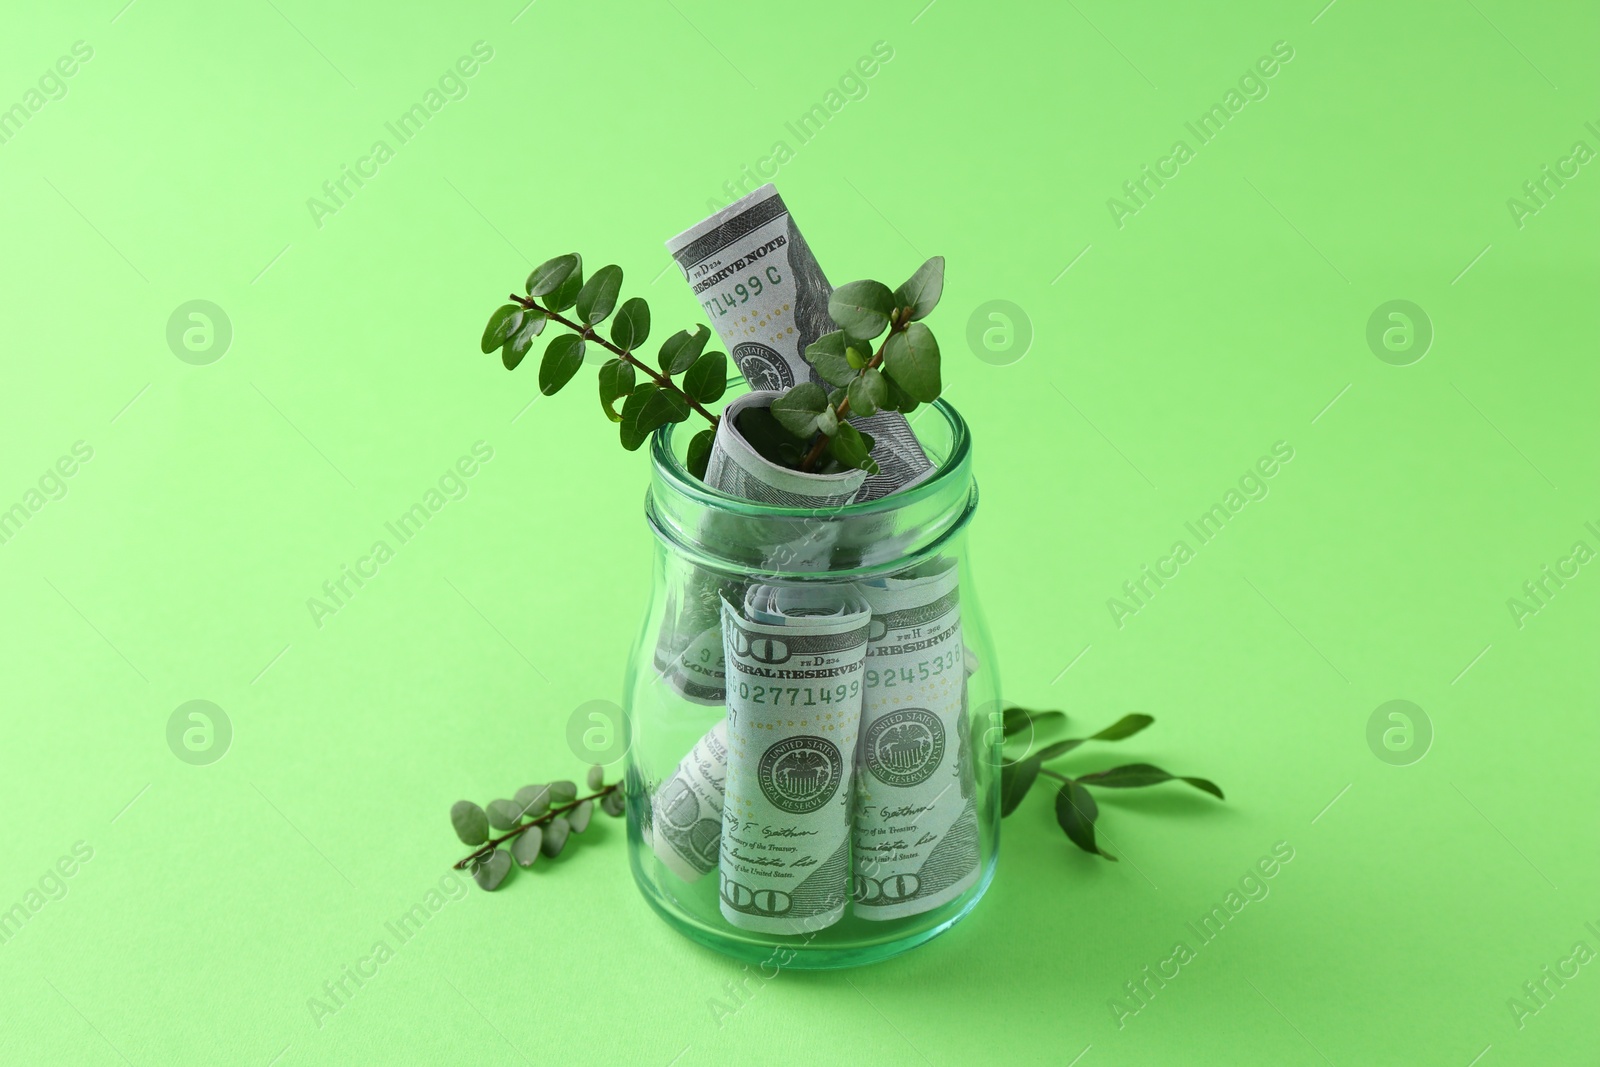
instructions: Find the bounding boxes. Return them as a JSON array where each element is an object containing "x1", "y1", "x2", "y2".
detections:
[
  {"x1": 610, "y1": 297, "x2": 651, "y2": 351},
  {"x1": 575, "y1": 264, "x2": 623, "y2": 325},
  {"x1": 803, "y1": 331, "x2": 857, "y2": 387},
  {"x1": 502, "y1": 310, "x2": 548, "y2": 370},
  {"x1": 893, "y1": 256, "x2": 945, "y2": 321},
  {"x1": 601, "y1": 790, "x2": 625, "y2": 817},
  {"x1": 543, "y1": 255, "x2": 585, "y2": 312},
  {"x1": 450, "y1": 800, "x2": 489, "y2": 846},
  {"x1": 619, "y1": 383, "x2": 690, "y2": 451},
  {"x1": 682, "y1": 351, "x2": 728, "y2": 403},
  {"x1": 847, "y1": 367, "x2": 887, "y2": 417},
  {"x1": 658, "y1": 326, "x2": 710, "y2": 376},
  {"x1": 586, "y1": 765, "x2": 605, "y2": 791},
  {"x1": 486, "y1": 798, "x2": 522, "y2": 831},
  {"x1": 511, "y1": 826, "x2": 543, "y2": 867},
  {"x1": 471, "y1": 848, "x2": 513, "y2": 890},
  {"x1": 826, "y1": 422, "x2": 879, "y2": 474},
  {"x1": 526, "y1": 254, "x2": 578, "y2": 297},
  {"x1": 816, "y1": 406, "x2": 838, "y2": 435},
  {"x1": 598, "y1": 358, "x2": 636, "y2": 422},
  {"x1": 481, "y1": 306, "x2": 523, "y2": 355},
  {"x1": 548, "y1": 780, "x2": 578, "y2": 804},
  {"x1": 540, "y1": 334, "x2": 586, "y2": 395},
  {"x1": 881, "y1": 322, "x2": 942, "y2": 402},
  {"x1": 771, "y1": 382, "x2": 829, "y2": 438},
  {"x1": 686, "y1": 426, "x2": 716, "y2": 480},
  {"x1": 541, "y1": 816, "x2": 570, "y2": 857},
  {"x1": 828, "y1": 279, "x2": 896, "y2": 341},
  {"x1": 569, "y1": 799, "x2": 594, "y2": 834},
  {"x1": 515, "y1": 784, "x2": 550, "y2": 818}
]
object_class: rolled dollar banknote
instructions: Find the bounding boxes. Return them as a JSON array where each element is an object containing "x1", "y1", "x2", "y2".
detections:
[
  {"x1": 666, "y1": 183, "x2": 932, "y2": 502},
  {"x1": 650, "y1": 719, "x2": 730, "y2": 882},
  {"x1": 718, "y1": 584, "x2": 870, "y2": 933},
  {"x1": 852, "y1": 560, "x2": 981, "y2": 920},
  {"x1": 704, "y1": 390, "x2": 865, "y2": 507}
]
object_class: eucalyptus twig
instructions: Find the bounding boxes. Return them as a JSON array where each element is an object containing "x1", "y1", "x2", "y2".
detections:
[
  {"x1": 452, "y1": 783, "x2": 621, "y2": 870},
  {"x1": 448, "y1": 765, "x2": 627, "y2": 890}
]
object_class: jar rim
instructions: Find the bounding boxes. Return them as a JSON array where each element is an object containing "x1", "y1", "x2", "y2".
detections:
[{"x1": 649, "y1": 385, "x2": 973, "y2": 519}]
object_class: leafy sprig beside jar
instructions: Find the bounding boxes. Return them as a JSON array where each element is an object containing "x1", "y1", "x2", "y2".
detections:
[
  {"x1": 998, "y1": 707, "x2": 1224, "y2": 860},
  {"x1": 450, "y1": 764, "x2": 624, "y2": 891}
]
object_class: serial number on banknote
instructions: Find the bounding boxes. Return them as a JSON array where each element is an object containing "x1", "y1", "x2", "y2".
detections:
[
  {"x1": 699, "y1": 265, "x2": 784, "y2": 321},
  {"x1": 734, "y1": 680, "x2": 861, "y2": 706},
  {"x1": 865, "y1": 651, "x2": 961, "y2": 688}
]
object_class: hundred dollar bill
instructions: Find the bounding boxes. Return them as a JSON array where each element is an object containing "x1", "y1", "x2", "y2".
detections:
[
  {"x1": 650, "y1": 720, "x2": 729, "y2": 881},
  {"x1": 718, "y1": 584, "x2": 870, "y2": 933},
  {"x1": 852, "y1": 560, "x2": 980, "y2": 920},
  {"x1": 666, "y1": 183, "x2": 933, "y2": 502}
]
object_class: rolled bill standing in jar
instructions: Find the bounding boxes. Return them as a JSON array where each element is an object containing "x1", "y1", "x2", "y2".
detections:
[
  {"x1": 852, "y1": 560, "x2": 981, "y2": 920},
  {"x1": 650, "y1": 720, "x2": 729, "y2": 882},
  {"x1": 718, "y1": 584, "x2": 870, "y2": 934},
  {"x1": 666, "y1": 184, "x2": 932, "y2": 502}
]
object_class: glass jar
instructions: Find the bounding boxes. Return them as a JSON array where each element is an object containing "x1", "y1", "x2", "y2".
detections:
[{"x1": 623, "y1": 385, "x2": 1000, "y2": 969}]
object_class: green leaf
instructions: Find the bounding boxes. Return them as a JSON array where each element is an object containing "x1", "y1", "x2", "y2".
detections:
[
  {"x1": 481, "y1": 305, "x2": 523, "y2": 354},
  {"x1": 549, "y1": 780, "x2": 578, "y2": 804},
  {"x1": 486, "y1": 798, "x2": 522, "y2": 831},
  {"x1": 514, "y1": 784, "x2": 550, "y2": 819},
  {"x1": 619, "y1": 383, "x2": 692, "y2": 451},
  {"x1": 601, "y1": 790, "x2": 625, "y2": 817},
  {"x1": 540, "y1": 334, "x2": 586, "y2": 395},
  {"x1": 883, "y1": 374, "x2": 920, "y2": 414},
  {"x1": 511, "y1": 826, "x2": 542, "y2": 867},
  {"x1": 1003, "y1": 707, "x2": 1067, "y2": 738},
  {"x1": 541, "y1": 816, "x2": 570, "y2": 857},
  {"x1": 1092, "y1": 713, "x2": 1154, "y2": 741},
  {"x1": 1000, "y1": 757, "x2": 1041, "y2": 816},
  {"x1": 803, "y1": 331, "x2": 858, "y2": 387},
  {"x1": 1055, "y1": 779, "x2": 1114, "y2": 859},
  {"x1": 683, "y1": 351, "x2": 728, "y2": 403},
  {"x1": 576, "y1": 264, "x2": 623, "y2": 325},
  {"x1": 502, "y1": 310, "x2": 548, "y2": 370},
  {"x1": 569, "y1": 799, "x2": 594, "y2": 834},
  {"x1": 893, "y1": 255, "x2": 945, "y2": 321},
  {"x1": 881, "y1": 322, "x2": 942, "y2": 402},
  {"x1": 526, "y1": 254, "x2": 578, "y2": 297},
  {"x1": 734, "y1": 406, "x2": 810, "y2": 468},
  {"x1": 828, "y1": 279, "x2": 896, "y2": 341},
  {"x1": 610, "y1": 297, "x2": 651, "y2": 351},
  {"x1": 815, "y1": 406, "x2": 838, "y2": 436},
  {"x1": 771, "y1": 382, "x2": 829, "y2": 438},
  {"x1": 471, "y1": 848, "x2": 513, "y2": 890},
  {"x1": 1077, "y1": 763, "x2": 1225, "y2": 800},
  {"x1": 847, "y1": 367, "x2": 887, "y2": 417},
  {"x1": 827, "y1": 422, "x2": 879, "y2": 474},
  {"x1": 686, "y1": 427, "x2": 716, "y2": 480},
  {"x1": 658, "y1": 326, "x2": 710, "y2": 376},
  {"x1": 450, "y1": 800, "x2": 489, "y2": 846},
  {"x1": 1022, "y1": 715, "x2": 1151, "y2": 766},
  {"x1": 597, "y1": 358, "x2": 636, "y2": 422},
  {"x1": 543, "y1": 254, "x2": 585, "y2": 312},
  {"x1": 586, "y1": 765, "x2": 605, "y2": 791}
]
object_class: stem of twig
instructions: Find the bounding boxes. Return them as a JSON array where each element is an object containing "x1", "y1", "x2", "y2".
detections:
[
  {"x1": 452, "y1": 783, "x2": 622, "y2": 870},
  {"x1": 509, "y1": 294, "x2": 720, "y2": 428}
]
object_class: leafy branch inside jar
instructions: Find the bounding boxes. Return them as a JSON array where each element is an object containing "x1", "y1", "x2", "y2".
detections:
[{"x1": 478, "y1": 253, "x2": 946, "y2": 480}]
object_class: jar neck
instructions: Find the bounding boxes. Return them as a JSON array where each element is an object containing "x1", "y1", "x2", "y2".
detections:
[{"x1": 646, "y1": 400, "x2": 976, "y2": 578}]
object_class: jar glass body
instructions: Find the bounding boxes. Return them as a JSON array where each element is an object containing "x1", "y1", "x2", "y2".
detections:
[{"x1": 623, "y1": 392, "x2": 1000, "y2": 969}]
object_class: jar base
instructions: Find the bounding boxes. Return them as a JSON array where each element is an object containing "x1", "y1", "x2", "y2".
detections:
[{"x1": 632, "y1": 855, "x2": 997, "y2": 970}]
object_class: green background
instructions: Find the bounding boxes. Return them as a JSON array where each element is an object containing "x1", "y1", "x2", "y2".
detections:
[{"x1": 2, "y1": 0, "x2": 1596, "y2": 1063}]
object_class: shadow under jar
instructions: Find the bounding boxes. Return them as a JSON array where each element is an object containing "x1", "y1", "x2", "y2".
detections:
[{"x1": 624, "y1": 383, "x2": 1001, "y2": 969}]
